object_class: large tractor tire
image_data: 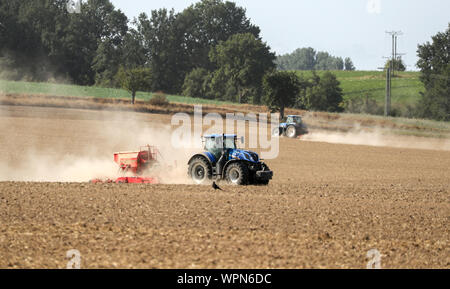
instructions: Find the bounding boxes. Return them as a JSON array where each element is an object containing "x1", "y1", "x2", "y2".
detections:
[
  {"x1": 225, "y1": 162, "x2": 249, "y2": 185},
  {"x1": 188, "y1": 156, "x2": 212, "y2": 184},
  {"x1": 272, "y1": 127, "x2": 281, "y2": 137},
  {"x1": 286, "y1": 125, "x2": 297, "y2": 138}
]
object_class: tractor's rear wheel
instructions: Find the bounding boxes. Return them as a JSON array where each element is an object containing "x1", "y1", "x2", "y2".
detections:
[
  {"x1": 225, "y1": 162, "x2": 249, "y2": 185},
  {"x1": 286, "y1": 125, "x2": 297, "y2": 138},
  {"x1": 188, "y1": 157, "x2": 212, "y2": 184}
]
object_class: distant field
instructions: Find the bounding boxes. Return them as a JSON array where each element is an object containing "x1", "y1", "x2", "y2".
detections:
[
  {"x1": 0, "y1": 79, "x2": 233, "y2": 106},
  {"x1": 295, "y1": 70, "x2": 424, "y2": 106}
]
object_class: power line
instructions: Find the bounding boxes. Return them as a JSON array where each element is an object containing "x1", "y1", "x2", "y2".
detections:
[
  {"x1": 383, "y1": 31, "x2": 405, "y2": 116},
  {"x1": 385, "y1": 31, "x2": 404, "y2": 77}
]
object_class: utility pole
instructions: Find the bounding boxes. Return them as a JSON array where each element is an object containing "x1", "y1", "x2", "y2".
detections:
[
  {"x1": 385, "y1": 67, "x2": 391, "y2": 116},
  {"x1": 378, "y1": 63, "x2": 391, "y2": 116},
  {"x1": 385, "y1": 31, "x2": 403, "y2": 77},
  {"x1": 383, "y1": 31, "x2": 404, "y2": 116},
  {"x1": 394, "y1": 35, "x2": 397, "y2": 63}
]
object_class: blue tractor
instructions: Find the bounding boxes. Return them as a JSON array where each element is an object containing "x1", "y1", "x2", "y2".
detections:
[
  {"x1": 273, "y1": 115, "x2": 308, "y2": 138},
  {"x1": 188, "y1": 134, "x2": 273, "y2": 186}
]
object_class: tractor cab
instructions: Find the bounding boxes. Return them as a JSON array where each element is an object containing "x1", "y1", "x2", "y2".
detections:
[
  {"x1": 285, "y1": 115, "x2": 303, "y2": 125},
  {"x1": 203, "y1": 134, "x2": 242, "y2": 159}
]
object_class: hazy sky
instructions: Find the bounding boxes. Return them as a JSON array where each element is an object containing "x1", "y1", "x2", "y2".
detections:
[{"x1": 110, "y1": 0, "x2": 449, "y2": 71}]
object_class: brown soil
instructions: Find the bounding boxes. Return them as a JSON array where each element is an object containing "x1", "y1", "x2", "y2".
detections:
[{"x1": 0, "y1": 105, "x2": 449, "y2": 268}]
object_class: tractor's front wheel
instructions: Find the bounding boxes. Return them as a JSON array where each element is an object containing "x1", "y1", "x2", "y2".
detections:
[
  {"x1": 188, "y1": 157, "x2": 212, "y2": 184},
  {"x1": 286, "y1": 125, "x2": 297, "y2": 138},
  {"x1": 225, "y1": 162, "x2": 249, "y2": 185}
]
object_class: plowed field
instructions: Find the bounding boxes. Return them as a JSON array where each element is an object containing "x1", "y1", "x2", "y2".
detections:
[{"x1": 0, "y1": 105, "x2": 448, "y2": 268}]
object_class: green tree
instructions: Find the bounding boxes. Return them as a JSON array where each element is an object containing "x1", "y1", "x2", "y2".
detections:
[
  {"x1": 384, "y1": 58, "x2": 406, "y2": 72},
  {"x1": 276, "y1": 48, "x2": 346, "y2": 71},
  {"x1": 115, "y1": 66, "x2": 152, "y2": 104},
  {"x1": 176, "y1": 0, "x2": 261, "y2": 72},
  {"x1": 134, "y1": 9, "x2": 184, "y2": 93},
  {"x1": 262, "y1": 71, "x2": 300, "y2": 119},
  {"x1": 56, "y1": 0, "x2": 128, "y2": 84},
  {"x1": 315, "y1": 52, "x2": 333, "y2": 70},
  {"x1": 304, "y1": 72, "x2": 344, "y2": 112},
  {"x1": 91, "y1": 7, "x2": 129, "y2": 86},
  {"x1": 0, "y1": 0, "x2": 128, "y2": 84},
  {"x1": 1, "y1": 0, "x2": 264, "y2": 92},
  {"x1": 294, "y1": 73, "x2": 315, "y2": 109},
  {"x1": 416, "y1": 24, "x2": 450, "y2": 121},
  {"x1": 206, "y1": 69, "x2": 233, "y2": 101},
  {"x1": 130, "y1": 0, "x2": 262, "y2": 94},
  {"x1": 119, "y1": 29, "x2": 147, "y2": 70},
  {"x1": 335, "y1": 57, "x2": 344, "y2": 70},
  {"x1": 182, "y1": 68, "x2": 211, "y2": 99},
  {"x1": 209, "y1": 33, "x2": 275, "y2": 104},
  {"x1": 276, "y1": 47, "x2": 316, "y2": 70},
  {"x1": 343, "y1": 93, "x2": 382, "y2": 115},
  {"x1": 0, "y1": 0, "x2": 63, "y2": 81},
  {"x1": 344, "y1": 57, "x2": 355, "y2": 71}
]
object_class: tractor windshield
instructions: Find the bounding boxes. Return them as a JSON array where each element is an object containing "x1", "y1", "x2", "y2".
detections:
[
  {"x1": 287, "y1": 116, "x2": 302, "y2": 124},
  {"x1": 205, "y1": 138, "x2": 221, "y2": 156},
  {"x1": 204, "y1": 136, "x2": 236, "y2": 153}
]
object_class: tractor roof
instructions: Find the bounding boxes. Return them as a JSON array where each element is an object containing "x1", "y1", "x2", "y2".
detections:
[{"x1": 204, "y1": 134, "x2": 237, "y2": 138}]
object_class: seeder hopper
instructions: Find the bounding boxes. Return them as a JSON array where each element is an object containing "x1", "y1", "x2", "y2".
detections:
[{"x1": 91, "y1": 145, "x2": 161, "y2": 184}]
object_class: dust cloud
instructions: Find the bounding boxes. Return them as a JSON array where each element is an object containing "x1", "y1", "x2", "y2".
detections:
[
  {"x1": 302, "y1": 129, "x2": 450, "y2": 151},
  {"x1": 0, "y1": 153, "x2": 118, "y2": 182},
  {"x1": 0, "y1": 107, "x2": 196, "y2": 183}
]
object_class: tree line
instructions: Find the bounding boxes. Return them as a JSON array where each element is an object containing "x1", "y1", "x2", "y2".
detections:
[
  {"x1": 0, "y1": 0, "x2": 345, "y2": 107},
  {"x1": 0, "y1": 0, "x2": 262, "y2": 90},
  {"x1": 0, "y1": 0, "x2": 447, "y2": 121},
  {"x1": 275, "y1": 47, "x2": 355, "y2": 71}
]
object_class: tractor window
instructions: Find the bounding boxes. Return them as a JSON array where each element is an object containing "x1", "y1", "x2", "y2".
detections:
[
  {"x1": 224, "y1": 138, "x2": 236, "y2": 149},
  {"x1": 205, "y1": 138, "x2": 222, "y2": 157},
  {"x1": 204, "y1": 137, "x2": 236, "y2": 154},
  {"x1": 293, "y1": 116, "x2": 302, "y2": 124},
  {"x1": 286, "y1": 116, "x2": 302, "y2": 124},
  {"x1": 205, "y1": 138, "x2": 219, "y2": 150}
]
